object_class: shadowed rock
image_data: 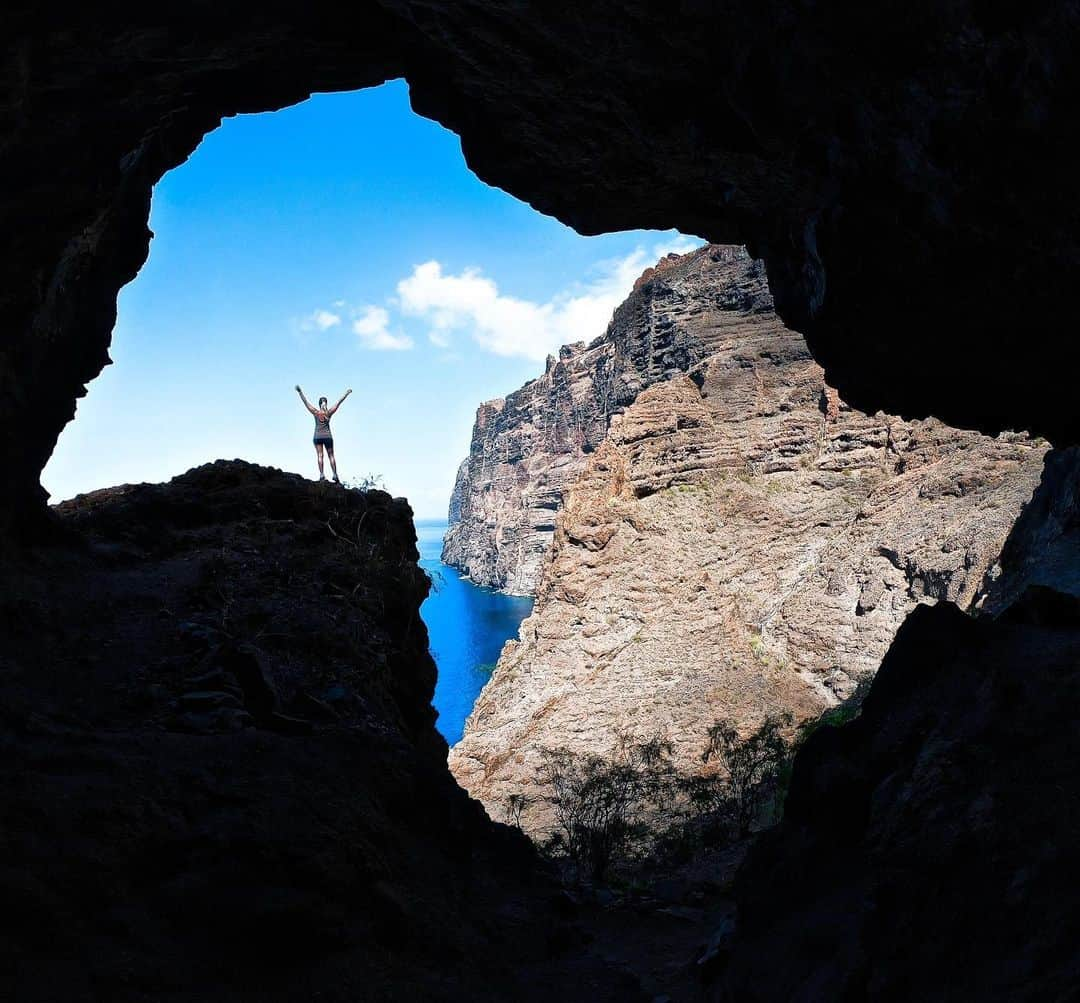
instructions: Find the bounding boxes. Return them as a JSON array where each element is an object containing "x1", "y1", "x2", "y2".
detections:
[
  {"x1": 0, "y1": 461, "x2": 636, "y2": 1001},
  {"x1": 721, "y1": 601, "x2": 1080, "y2": 1002}
]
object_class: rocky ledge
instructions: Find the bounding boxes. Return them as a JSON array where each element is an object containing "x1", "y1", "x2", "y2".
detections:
[{"x1": 449, "y1": 248, "x2": 1048, "y2": 834}]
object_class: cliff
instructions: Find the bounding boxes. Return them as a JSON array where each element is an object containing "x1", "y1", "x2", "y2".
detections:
[
  {"x1": 449, "y1": 250, "x2": 1048, "y2": 833},
  {"x1": 443, "y1": 246, "x2": 777, "y2": 593},
  {"x1": 0, "y1": 461, "x2": 631, "y2": 1002}
]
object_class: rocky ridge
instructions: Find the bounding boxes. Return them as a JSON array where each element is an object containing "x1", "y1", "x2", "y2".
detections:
[{"x1": 448, "y1": 248, "x2": 1048, "y2": 833}]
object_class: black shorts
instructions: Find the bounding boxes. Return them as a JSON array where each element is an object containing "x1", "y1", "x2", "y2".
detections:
[{"x1": 314, "y1": 437, "x2": 333, "y2": 449}]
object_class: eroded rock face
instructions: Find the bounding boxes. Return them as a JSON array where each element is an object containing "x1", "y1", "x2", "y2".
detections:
[
  {"x1": 443, "y1": 247, "x2": 775, "y2": 593},
  {"x1": 5, "y1": 4, "x2": 1080, "y2": 524},
  {"x1": 449, "y1": 249, "x2": 1047, "y2": 832}
]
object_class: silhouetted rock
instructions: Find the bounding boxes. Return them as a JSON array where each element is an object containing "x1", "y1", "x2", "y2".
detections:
[
  {"x1": 0, "y1": 460, "x2": 634, "y2": 1001},
  {"x1": 720, "y1": 601, "x2": 1080, "y2": 1001}
]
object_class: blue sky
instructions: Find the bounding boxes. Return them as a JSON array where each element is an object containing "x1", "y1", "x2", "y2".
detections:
[{"x1": 44, "y1": 80, "x2": 700, "y2": 518}]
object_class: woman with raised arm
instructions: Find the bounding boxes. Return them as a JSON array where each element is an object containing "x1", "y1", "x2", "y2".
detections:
[{"x1": 295, "y1": 385, "x2": 352, "y2": 482}]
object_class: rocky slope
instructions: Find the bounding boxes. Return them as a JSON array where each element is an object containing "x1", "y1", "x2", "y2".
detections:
[
  {"x1": 449, "y1": 248, "x2": 1048, "y2": 833},
  {"x1": 0, "y1": 461, "x2": 638, "y2": 1002},
  {"x1": 443, "y1": 247, "x2": 776, "y2": 593}
]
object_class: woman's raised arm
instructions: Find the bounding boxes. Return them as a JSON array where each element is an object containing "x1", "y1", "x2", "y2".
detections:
[
  {"x1": 329, "y1": 388, "x2": 353, "y2": 415},
  {"x1": 295, "y1": 385, "x2": 318, "y2": 415}
]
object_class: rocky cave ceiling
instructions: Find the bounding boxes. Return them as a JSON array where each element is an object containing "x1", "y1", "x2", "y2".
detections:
[{"x1": 3, "y1": 1, "x2": 1079, "y2": 522}]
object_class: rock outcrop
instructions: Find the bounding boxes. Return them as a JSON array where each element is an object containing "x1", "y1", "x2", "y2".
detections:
[
  {"x1": 712, "y1": 449, "x2": 1080, "y2": 1000},
  {"x1": 0, "y1": 461, "x2": 635, "y2": 1002},
  {"x1": 449, "y1": 248, "x2": 1048, "y2": 832},
  {"x1": 706, "y1": 447, "x2": 1080, "y2": 1000}
]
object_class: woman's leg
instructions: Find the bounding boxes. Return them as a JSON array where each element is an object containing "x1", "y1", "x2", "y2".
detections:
[
  {"x1": 314, "y1": 442, "x2": 325, "y2": 478},
  {"x1": 327, "y1": 445, "x2": 339, "y2": 482}
]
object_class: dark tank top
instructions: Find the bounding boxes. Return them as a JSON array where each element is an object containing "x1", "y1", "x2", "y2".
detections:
[{"x1": 313, "y1": 411, "x2": 332, "y2": 440}]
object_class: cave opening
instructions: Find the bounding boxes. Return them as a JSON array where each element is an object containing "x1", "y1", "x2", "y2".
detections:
[{"x1": 7, "y1": 10, "x2": 1080, "y2": 998}]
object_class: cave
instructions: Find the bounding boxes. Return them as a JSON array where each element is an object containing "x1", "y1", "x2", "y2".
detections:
[{"x1": 3, "y1": 5, "x2": 1080, "y2": 1001}]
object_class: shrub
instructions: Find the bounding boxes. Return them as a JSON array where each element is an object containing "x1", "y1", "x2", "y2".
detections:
[
  {"x1": 345, "y1": 472, "x2": 385, "y2": 492},
  {"x1": 530, "y1": 716, "x2": 801, "y2": 882},
  {"x1": 537, "y1": 731, "x2": 677, "y2": 883},
  {"x1": 701, "y1": 713, "x2": 792, "y2": 837},
  {"x1": 504, "y1": 792, "x2": 536, "y2": 828}
]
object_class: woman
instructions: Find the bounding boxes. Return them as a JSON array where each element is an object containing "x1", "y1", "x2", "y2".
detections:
[{"x1": 295, "y1": 385, "x2": 352, "y2": 482}]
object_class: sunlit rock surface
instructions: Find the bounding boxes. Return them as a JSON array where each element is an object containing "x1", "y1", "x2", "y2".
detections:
[
  {"x1": 443, "y1": 247, "x2": 773, "y2": 593},
  {"x1": 449, "y1": 248, "x2": 1047, "y2": 832}
]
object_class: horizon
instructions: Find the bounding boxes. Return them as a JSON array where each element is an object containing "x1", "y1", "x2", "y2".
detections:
[{"x1": 42, "y1": 79, "x2": 701, "y2": 519}]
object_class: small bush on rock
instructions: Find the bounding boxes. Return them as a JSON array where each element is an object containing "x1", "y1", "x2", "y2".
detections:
[
  {"x1": 528, "y1": 715, "x2": 801, "y2": 883},
  {"x1": 537, "y1": 732, "x2": 678, "y2": 883}
]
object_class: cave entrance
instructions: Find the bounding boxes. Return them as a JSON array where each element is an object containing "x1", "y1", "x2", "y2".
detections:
[{"x1": 41, "y1": 79, "x2": 698, "y2": 742}]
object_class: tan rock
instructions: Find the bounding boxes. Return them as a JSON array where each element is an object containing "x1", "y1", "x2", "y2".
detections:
[{"x1": 448, "y1": 248, "x2": 1047, "y2": 837}]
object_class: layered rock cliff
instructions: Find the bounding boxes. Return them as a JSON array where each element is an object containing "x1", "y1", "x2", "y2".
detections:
[
  {"x1": 443, "y1": 247, "x2": 779, "y2": 593},
  {"x1": 449, "y1": 248, "x2": 1048, "y2": 833}
]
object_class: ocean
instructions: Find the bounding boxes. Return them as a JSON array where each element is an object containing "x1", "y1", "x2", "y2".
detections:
[{"x1": 416, "y1": 520, "x2": 534, "y2": 746}]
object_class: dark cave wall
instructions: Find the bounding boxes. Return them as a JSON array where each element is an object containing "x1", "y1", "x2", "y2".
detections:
[
  {"x1": 721, "y1": 601, "x2": 1080, "y2": 1002},
  {"x1": 4, "y1": 2, "x2": 1080, "y2": 526},
  {"x1": 3, "y1": 9, "x2": 1080, "y2": 997}
]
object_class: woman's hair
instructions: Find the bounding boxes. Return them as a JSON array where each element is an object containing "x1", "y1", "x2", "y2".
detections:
[{"x1": 318, "y1": 396, "x2": 328, "y2": 408}]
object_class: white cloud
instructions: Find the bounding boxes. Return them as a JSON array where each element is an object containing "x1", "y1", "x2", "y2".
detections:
[
  {"x1": 301, "y1": 231, "x2": 704, "y2": 361},
  {"x1": 653, "y1": 233, "x2": 701, "y2": 259},
  {"x1": 396, "y1": 234, "x2": 704, "y2": 361},
  {"x1": 352, "y1": 305, "x2": 413, "y2": 351},
  {"x1": 299, "y1": 308, "x2": 342, "y2": 332}
]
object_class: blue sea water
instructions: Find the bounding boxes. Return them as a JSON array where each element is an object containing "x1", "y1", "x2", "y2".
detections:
[{"x1": 416, "y1": 520, "x2": 534, "y2": 746}]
